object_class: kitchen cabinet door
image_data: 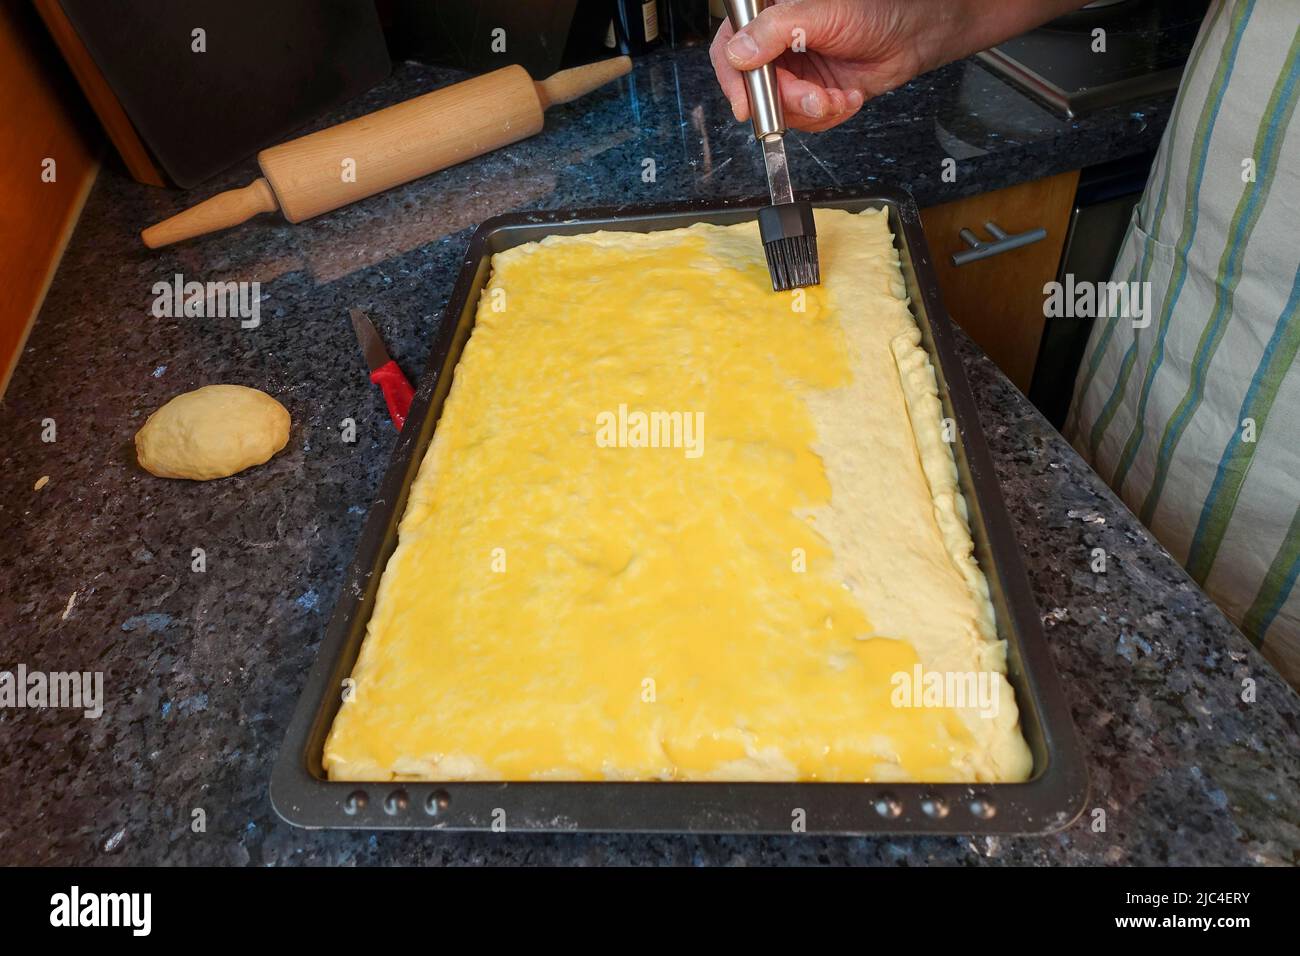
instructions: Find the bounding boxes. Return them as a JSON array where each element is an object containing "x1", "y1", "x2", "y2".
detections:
[
  {"x1": 921, "y1": 170, "x2": 1080, "y2": 393},
  {"x1": 0, "y1": 1, "x2": 98, "y2": 398}
]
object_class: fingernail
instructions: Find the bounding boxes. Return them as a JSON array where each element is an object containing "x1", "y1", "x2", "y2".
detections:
[
  {"x1": 726, "y1": 32, "x2": 759, "y2": 63},
  {"x1": 801, "y1": 92, "x2": 824, "y2": 118},
  {"x1": 849, "y1": 90, "x2": 864, "y2": 109},
  {"x1": 731, "y1": 99, "x2": 743, "y2": 122}
]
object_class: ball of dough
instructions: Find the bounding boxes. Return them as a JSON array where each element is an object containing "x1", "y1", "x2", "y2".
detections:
[{"x1": 135, "y1": 384, "x2": 291, "y2": 480}]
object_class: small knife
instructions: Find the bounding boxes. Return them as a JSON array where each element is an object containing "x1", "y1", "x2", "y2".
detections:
[{"x1": 349, "y1": 308, "x2": 415, "y2": 430}]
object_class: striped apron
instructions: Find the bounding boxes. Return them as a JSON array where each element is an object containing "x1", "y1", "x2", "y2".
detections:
[{"x1": 1068, "y1": 0, "x2": 1300, "y2": 687}]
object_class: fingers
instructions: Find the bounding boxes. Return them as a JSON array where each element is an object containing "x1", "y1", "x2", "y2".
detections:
[
  {"x1": 709, "y1": 21, "x2": 750, "y2": 122},
  {"x1": 711, "y1": 8, "x2": 866, "y2": 132},
  {"x1": 724, "y1": 0, "x2": 822, "y2": 71},
  {"x1": 777, "y1": 70, "x2": 865, "y2": 132}
]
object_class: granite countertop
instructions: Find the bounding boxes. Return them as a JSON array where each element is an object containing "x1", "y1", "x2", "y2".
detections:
[{"x1": 2, "y1": 44, "x2": 1297, "y2": 866}]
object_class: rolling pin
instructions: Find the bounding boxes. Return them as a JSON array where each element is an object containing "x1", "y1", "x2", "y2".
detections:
[{"x1": 141, "y1": 56, "x2": 632, "y2": 249}]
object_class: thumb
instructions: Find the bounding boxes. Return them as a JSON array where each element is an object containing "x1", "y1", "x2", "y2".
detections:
[{"x1": 724, "y1": 1, "x2": 827, "y2": 69}]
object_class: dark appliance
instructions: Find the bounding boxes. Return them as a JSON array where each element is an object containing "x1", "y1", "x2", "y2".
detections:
[
  {"x1": 1029, "y1": 153, "x2": 1155, "y2": 428},
  {"x1": 977, "y1": 0, "x2": 1211, "y2": 118}
]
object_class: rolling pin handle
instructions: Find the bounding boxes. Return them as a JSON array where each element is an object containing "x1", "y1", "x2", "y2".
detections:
[
  {"x1": 141, "y1": 178, "x2": 280, "y2": 249},
  {"x1": 534, "y1": 55, "x2": 632, "y2": 109}
]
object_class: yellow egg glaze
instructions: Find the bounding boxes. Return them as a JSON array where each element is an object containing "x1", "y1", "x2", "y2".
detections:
[{"x1": 324, "y1": 208, "x2": 1033, "y2": 783}]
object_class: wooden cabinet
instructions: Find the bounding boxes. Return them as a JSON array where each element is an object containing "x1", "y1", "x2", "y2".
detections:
[
  {"x1": 0, "y1": 1, "x2": 99, "y2": 397},
  {"x1": 920, "y1": 170, "x2": 1080, "y2": 392}
]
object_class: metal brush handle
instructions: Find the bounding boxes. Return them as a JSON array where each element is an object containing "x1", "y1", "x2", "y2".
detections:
[{"x1": 725, "y1": 0, "x2": 785, "y2": 141}]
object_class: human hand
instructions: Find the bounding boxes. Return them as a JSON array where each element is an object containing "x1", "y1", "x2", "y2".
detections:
[{"x1": 709, "y1": 0, "x2": 1088, "y2": 132}]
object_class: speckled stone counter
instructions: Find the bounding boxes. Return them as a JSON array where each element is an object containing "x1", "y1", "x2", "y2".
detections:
[{"x1": 2, "y1": 45, "x2": 1297, "y2": 866}]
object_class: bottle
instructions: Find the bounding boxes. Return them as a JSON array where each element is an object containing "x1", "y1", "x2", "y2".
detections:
[{"x1": 613, "y1": 0, "x2": 663, "y2": 55}]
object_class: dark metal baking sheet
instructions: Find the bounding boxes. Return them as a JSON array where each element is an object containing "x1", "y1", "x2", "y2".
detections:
[{"x1": 271, "y1": 188, "x2": 1089, "y2": 834}]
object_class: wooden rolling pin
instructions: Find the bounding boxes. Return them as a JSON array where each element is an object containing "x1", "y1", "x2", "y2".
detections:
[{"x1": 141, "y1": 56, "x2": 631, "y2": 248}]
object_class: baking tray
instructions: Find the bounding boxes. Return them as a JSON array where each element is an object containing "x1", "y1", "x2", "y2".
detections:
[{"x1": 271, "y1": 188, "x2": 1089, "y2": 834}]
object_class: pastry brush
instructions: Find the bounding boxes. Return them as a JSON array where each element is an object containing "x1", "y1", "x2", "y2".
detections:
[{"x1": 724, "y1": 0, "x2": 820, "y2": 291}]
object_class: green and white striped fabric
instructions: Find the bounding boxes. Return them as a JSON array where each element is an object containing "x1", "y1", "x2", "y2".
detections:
[{"x1": 1068, "y1": 0, "x2": 1300, "y2": 688}]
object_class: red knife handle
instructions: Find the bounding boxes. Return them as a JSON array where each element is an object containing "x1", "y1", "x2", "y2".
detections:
[{"x1": 370, "y1": 360, "x2": 415, "y2": 430}]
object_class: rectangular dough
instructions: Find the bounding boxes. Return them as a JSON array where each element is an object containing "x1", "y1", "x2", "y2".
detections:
[{"x1": 324, "y1": 208, "x2": 1032, "y2": 783}]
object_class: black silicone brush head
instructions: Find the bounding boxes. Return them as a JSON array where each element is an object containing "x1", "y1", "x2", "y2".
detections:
[
  {"x1": 763, "y1": 234, "x2": 820, "y2": 292},
  {"x1": 758, "y1": 201, "x2": 820, "y2": 291}
]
